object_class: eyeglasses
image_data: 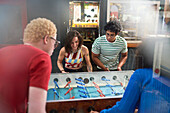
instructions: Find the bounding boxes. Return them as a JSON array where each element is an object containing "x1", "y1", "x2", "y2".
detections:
[
  {"x1": 106, "y1": 32, "x2": 115, "y2": 38},
  {"x1": 49, "y1": 37, "x2": 60, "y2": 48}
]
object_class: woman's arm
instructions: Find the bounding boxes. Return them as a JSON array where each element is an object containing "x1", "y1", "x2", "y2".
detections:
[
  {"x1": 57, "y1": 47, "x2": 67, "y2": 73},
  {"x1": 82, "y1": 45, "x2": 92, "y2": 72}
]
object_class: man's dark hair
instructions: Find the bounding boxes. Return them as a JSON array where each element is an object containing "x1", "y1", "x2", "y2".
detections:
[
  {"x1": 64, "y1": 30, "x2": 83, "y2": 53},
  {"x1": 104, "y1": 19, "x2": 122, "y2": 35}
]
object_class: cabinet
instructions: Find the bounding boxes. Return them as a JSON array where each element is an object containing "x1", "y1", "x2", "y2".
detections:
[
  {"x1": 71, "y1": 27, "x2": 98, "y2": 42},
  {"x1": 69, "y1": 1, "x2": 100, "y2": 56},
  {"x1": 69, "y1": 1, "x2": 99, "y2": 28}
]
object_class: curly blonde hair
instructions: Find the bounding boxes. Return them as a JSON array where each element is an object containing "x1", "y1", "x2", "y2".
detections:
[{"x1": 23, "y1": 18, "x2": 57, "y2": 43}]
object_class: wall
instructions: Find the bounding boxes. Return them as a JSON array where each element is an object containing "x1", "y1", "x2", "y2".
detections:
[
  {"x1": 27, "y1": 0, "x2": 69, "y2": 73},
  {"x1": 0, "y1": 0, "x2": 27, "y2": 44}
]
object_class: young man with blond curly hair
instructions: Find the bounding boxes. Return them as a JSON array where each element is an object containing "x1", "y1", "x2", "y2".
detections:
[{"x1": 0, "y1": 18, "x2": 58, "y2": 113}]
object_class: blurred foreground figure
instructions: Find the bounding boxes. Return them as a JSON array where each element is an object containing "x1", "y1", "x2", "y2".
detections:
[
  {"x1": 0, "y1": 18, "x2": 58, "y2": 113},
  {"x1": 90, "y1": 38, "x2": 170, "y2": 113}
]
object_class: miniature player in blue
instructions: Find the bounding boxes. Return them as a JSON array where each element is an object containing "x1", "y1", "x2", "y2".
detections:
[{"x1": 91, "y1": 38, "x2": 170, "y2": 113}]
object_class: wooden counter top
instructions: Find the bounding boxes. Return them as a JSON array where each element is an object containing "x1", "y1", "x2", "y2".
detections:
[{"x1": 127, "y1": 40, "x2": 142, "y2": 48}]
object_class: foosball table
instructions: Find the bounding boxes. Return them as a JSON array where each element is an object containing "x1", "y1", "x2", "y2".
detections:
[{"x1": 46, "y1": 70, "x2": 134, "y2": 113}]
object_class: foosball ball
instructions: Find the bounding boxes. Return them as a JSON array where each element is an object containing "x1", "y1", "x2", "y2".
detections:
[{"x1": 46, "y1": 70, "x2": 134, "y2": 113}]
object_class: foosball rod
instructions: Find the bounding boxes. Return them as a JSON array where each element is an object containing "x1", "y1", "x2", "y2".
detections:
[
  {"x1": 64, "y1": 81, "x2": 75, "y2": 99},
  {"x1": 101, "y1": 78, "x2": 115, "y2": 92}
]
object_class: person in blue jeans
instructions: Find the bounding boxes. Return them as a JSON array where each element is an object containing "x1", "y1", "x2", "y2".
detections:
[{"x1": 90, "y1": 38, "x2": 170, "y2": 113}]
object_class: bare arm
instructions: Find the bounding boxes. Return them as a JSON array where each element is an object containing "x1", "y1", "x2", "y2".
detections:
[
  {"x1": 83, "y1": 46, "x2": 92, "y2": 72},
  {"x1": 28, "y1": 87, "x2": 47, "y2": 113},
  {"x1": 57, "y1": 47, "x2": 67, "y2": 73},
  {"x1": 164, "y1": 0, "x2": 170, "y2": 24},
  {"x1": 91, "y1": 52, "x2": 109, "y2": 71},
  {"x1": 117, "y1": 52, "x2": 128, "y2": 71}
]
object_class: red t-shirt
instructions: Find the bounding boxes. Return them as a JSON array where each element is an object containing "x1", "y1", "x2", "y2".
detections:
[{"x1": 0, "y1": 45, "x2": 52, "y2": 113}]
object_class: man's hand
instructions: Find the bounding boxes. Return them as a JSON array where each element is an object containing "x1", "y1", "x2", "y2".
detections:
[
  {"x1": 117, "y1": 67, "x2": 122, "y2": 71},
  {"x1": 104, "y1": 67, "x2": 110, "y2": 71}
]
